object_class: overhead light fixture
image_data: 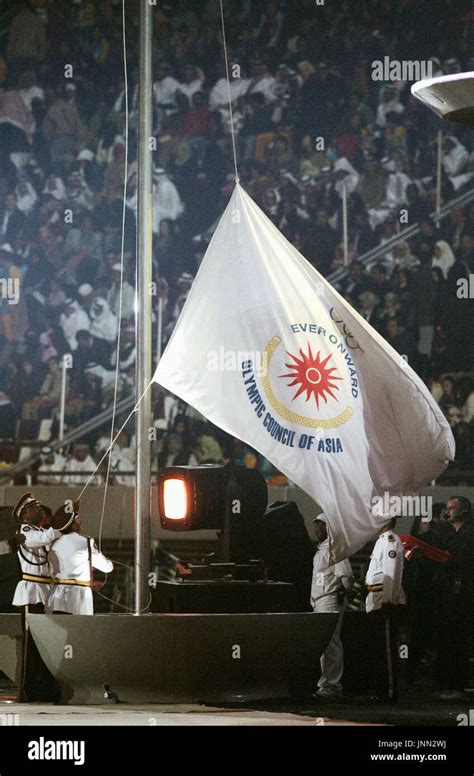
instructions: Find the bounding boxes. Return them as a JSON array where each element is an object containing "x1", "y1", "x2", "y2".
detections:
[{"x1": 411, "y1": 72, "x2": 474, "y2": 126}]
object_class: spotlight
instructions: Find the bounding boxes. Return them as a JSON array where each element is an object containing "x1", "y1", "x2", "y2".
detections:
[{"x1": 157, "y1": 465, "x2": 268, "y2": 532}]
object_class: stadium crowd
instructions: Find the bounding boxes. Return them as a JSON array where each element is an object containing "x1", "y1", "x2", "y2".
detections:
[{"x1": 0, "y1": 0, "x2": 473, "y2": 483}]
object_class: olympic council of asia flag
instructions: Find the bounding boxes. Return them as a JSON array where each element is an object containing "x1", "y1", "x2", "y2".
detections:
[{"x1": 154, "y1": 184, "x2": 455, "y2": 561}]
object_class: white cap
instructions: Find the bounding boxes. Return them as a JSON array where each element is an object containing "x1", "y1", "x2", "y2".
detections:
[{"x1": 312, "y1": 512, "x2": 327, "y2": 524}]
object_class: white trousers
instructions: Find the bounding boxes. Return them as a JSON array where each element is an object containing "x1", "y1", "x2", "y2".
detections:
[{"x1": 313, "y1": 593, "x2": 347, "y2": 691}]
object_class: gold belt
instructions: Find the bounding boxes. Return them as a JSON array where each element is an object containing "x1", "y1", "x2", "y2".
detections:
[
  {"x1": 22, "y1": 574, "x2": 91, "y2": 587},
  {"x1": 367, "y1": 584, "x2": 383, "y2": 592}
]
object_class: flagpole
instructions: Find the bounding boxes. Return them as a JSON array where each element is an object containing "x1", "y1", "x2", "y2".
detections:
[
  {"x1": 59, "y1": 354, "x2": 69, "y2": 442},
  {"x1": 135, "y1": 0, "x2": 153, "y2": 614}
]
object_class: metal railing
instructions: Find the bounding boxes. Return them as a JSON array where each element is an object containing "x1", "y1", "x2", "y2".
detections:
[
  {"x1": 328, "y1": 184, "x2": 474, "y2": 287},
  {"x1": 0, "y1": 394, "x2": 137, "y2": 485}
]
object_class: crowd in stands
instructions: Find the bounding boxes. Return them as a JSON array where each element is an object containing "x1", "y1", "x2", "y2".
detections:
[{"x1": 0, "y1": 0, "x2": 473, "y2": 484}]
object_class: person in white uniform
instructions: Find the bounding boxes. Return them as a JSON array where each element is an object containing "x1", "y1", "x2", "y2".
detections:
[
  {"x1": 365, "y1": 519, "x2": 406, "y2": 702},
  {"x1": 47, "y1": 500, "x2": 113, "y2": 615},
  {"x1": 12, "y1": 493, "x2": 63, "y2": 610},
  {"x1": 11, "y1": 492, "x2": 64, "y2": 702},
  {"x1": 311, "y1": 514, "x2": 354, "y2": 697}
]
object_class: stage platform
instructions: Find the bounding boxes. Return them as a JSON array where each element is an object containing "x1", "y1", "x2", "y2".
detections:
[{"x1": 17, "y1": 612, "x2": 338, "y2": 704}]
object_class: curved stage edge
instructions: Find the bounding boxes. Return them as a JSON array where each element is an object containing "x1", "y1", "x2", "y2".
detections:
[{"x1": 25, "y1": 612, "x2": 338, "y2": 704}]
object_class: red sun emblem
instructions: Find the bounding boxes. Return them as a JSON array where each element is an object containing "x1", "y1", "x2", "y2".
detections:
[{"x1": 279, "y1": 343, "x2": 342, "y2": 408}]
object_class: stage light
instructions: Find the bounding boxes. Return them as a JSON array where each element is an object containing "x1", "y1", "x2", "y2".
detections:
[
  {"x1": 163, "y1": 479, "x2": 188, "y2": 520},
  {"x1": 411, "y1": 72, "x2": 474, "y2": 126},
  {"x1": 157, "y1": 465, "x2": 268, "y2": 532}
]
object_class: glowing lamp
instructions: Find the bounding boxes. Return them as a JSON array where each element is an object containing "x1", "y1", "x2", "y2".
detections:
[
  {"x1": 162, "y1": 479, "x2": 188, "y2": 520},
  {"x1": 157, "y1": 465, "x2": 268, "y2": 532}
]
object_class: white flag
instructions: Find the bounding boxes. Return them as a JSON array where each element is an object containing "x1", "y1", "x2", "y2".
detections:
[{"x1": 154, "y1": 184, "x2": 455, "y2": 560}]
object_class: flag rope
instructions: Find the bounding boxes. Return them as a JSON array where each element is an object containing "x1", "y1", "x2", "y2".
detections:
[
  {"x1": 76, "y1": 380, "x2": 153, "y2": 500},
  {"x1": 219, "y1": 0, "x2": 240, "y2": 183},
  {"x1": 95, "y1": 0, "x2": 130, "y2": 553}
]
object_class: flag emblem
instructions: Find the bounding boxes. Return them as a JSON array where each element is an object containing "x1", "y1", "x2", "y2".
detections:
[
  {"x1": 261, "y1": 334, "x2": 354, "y2": 429},
  {"x1": 279, "y1": 342, "x2": 342, "y2": 408}
]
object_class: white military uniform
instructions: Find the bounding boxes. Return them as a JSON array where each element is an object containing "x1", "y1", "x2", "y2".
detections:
[
  {"x1": 48, "y1": 534, "x2": 113, "y2": 615},
  {"x1": 365, "y1": 530, "x2": 406, "y2": 612},
  {"x1": 365, "y1": 529, "x2": 406, "y2": 701},
  {"x1": 311, "y1": 537, "x2": 353, "y2": 693},
  {"x1": 12, "y1": 524, "x2": 62, "y2": 607}
]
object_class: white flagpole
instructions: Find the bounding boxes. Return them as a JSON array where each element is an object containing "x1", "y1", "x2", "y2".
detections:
[{"x1": 59, "y1": 354, "x2": 69, "y2": 442}]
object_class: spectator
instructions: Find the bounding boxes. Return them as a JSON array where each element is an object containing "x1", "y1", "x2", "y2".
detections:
[
  {"x1": 442, "y1": 136, "x2": 469, "y2": 178},
  {"x1": 22, "y1": 356, "x2": 63, "y2": 420},
  {"x1": 458, "y1": 232, "x2": 474, "y2": 272},
  {"x1": 358, "y1": 290, "x2": 381, "y2": 328},
  {"x1": 109, "y1": 443, "x2": 134, "y2": 486},
  {"x1": 157, "y1": 432, "x2": 198, "y2": 468},
  {"x1": 195, "y1": 425, "x2": 224, "y2": 463},
  {"x1": 37, "y1": 445, "x2": 66, "y2": 485},
  {"x1": 59, "y1": 299, "x2": 91, "y2": 352},
  {"x1": 6, "y1": 2, "x2": 46, "y2": 83},
  {"x1": 436, "y1": 497, "x2": 474, "y2": 700},
  {"x1": 152, "y1": 167, "x2": 184, "y2": 235},
  {"x1": 63, "y1": 442, "x2": 97, "y2": 486},
  {"x1": 106, "y1": 264, "x2": 135, "y2": 323},
  {"x1": 0, "y1": 193, "x2": 25, "y2": 244},
  {"x1": 376, "y1": 85, "x2": 404, "y2": 128},
  {"x1": 356, "y1": 157, "x2": 387, "y2": 217},
  {"x1": 89, "y1": 298, "x2": 118, "y2": 345},
  {"x1": 385, "y1": 317, "x2": 419, "y2": 367},
  {"x1": 42, "y1": 86, "x2": 88, "y2": 169},
  {"x1": 432, "y1": 241, "x2": 455, "y2": 279}
]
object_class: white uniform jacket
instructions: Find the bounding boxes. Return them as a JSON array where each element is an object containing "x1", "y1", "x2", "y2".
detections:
[
  {"x1": 12, "y1": 524, "x2": 62, "y2": 607},
  {"x1": 48, "y1": 533, "x2": 113, "y2": 615},
  {"x1": 365, "y1": 531, "x2": 406, "y2": 613},
  {"x1": 311, "y1": 538, "x2": 354, "y2": 607}
]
